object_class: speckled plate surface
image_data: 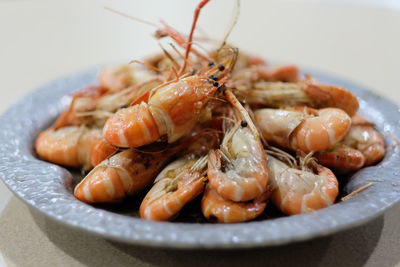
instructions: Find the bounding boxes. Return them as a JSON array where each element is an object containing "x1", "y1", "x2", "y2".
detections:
[{"x1": 0, "y1": 67, "x2": 399, "y2": 249}]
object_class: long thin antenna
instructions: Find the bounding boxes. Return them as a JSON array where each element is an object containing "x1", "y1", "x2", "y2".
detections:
[
  {"x1": 104, "y1": 7, "x2": 159, "y2": 28},
  {"x1": 220, "y1": 0, "x2": 240, "y2": 49}
]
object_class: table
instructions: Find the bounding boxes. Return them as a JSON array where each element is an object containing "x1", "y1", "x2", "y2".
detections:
[{"x1": 1, "y1": 1, "x2": 400, "y2": 266}]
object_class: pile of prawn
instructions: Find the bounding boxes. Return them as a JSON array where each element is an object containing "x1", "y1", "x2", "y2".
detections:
[{"x1": 35, "y1": 0, "x2": 385, "y2": 223}]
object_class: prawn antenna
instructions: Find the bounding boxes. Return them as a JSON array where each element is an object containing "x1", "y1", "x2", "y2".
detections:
[
  {"x1": 158, "y1": 43, "x2": 180, "y2": 70},
  {"x1": 179, "y1": 0, "x2": 211, "y2": 75},
  {"x1": 219, "y1": 0, "x2": 240, "y2": 50},
  {"x1": 104, "y1": 7, "x2": 159, "y2": 28}
]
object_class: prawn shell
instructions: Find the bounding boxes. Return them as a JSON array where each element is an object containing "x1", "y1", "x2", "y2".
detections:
[
  {"x1": 103, "y1": 103, "x2": 161, "y2": 148},
  {"x1": 267, "y1": 155, "x2": 338, "y2": 215},
  {"x1": 303, "y1": 82, "x2": 359, "y2": 117},
  {"x1": 201, "y1": 185, "x2": 267, "y2": 223},
  {"x1": 74, "y1": 149, "x2": 171, "y2": 203},
  {"x1": 148, "y1": 76, "x2": 215, "y2": 143},
  {"x1": 315, "y1": 146, "x2": 365, "y2": 173},
  {"x1": 343, "y1": 123, "x2": 385, "y2": 166},
  {"x1": 35, "y1": 126, "x2": 102, "y2": 170},
  {"x1": 254, "y1": 109, "x2": 305, "y2": 148},
  {"x1": 139, "y1": 172, "x2": 205, "y2": 221},
  {"x1": 35, "y1": 127, "x2": 81, "y2": 168},
  {"x1": 290, "y1": 108, "x2": 352, "y2": 152},
  {"x1": 90, "y1": 139, "x2": 118, "y2": 167}
]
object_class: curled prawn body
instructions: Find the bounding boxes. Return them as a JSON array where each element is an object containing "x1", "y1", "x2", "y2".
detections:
[
  {"x1": 35, "y1": 126, "x2": 103, "y2": 171},
  {"x1": 342, "y1": 116, "x2": 385, "y2": 166},
  {"x1": 74, "y1": 148, "x2": 174, "y2": 203},
  {"x1": 207, "y1": 90, "x2": 269, "y2": 202},
  {"x1": 266, "y1": 152, "x2": 338, "y2": 215},
  {"x1": 140, "y1": 155, "x2": 207, "y2": 221},
  {"x1": 103, "y1": 74, "x2": 221, "y2": 148},
  {"x1": 254, "y1": 107, "x2": 351, "y2": 153},
  {"x1": 201, "y1": 185, "x2": 269, "y2": 223},
  {"x1": 314, "y1": 116, "x2": 385, "y2": 171}
]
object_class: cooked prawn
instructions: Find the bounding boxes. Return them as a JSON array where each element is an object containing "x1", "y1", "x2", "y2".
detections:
[
  {"x1": 342, "y1": 115, "x2": 385, "y2": 166},
  {"x1": 201, "y1": 185, "x2": 269, "y2": 223},
  {"x1": 266, "y1": 150, "x2": 338, "y2": 215},
  {"x1": 232, "y1": 75, "x2": 359, "y2": 116},
  {"x1": 207, "y1": 90, "x2": 269, "y2": 202},
  {"x1": 74, "y1": 128, "x2": 214, "y2": 203},
  {"x1": 254, "y1": 107, "x2": 351, "y2": 153},
  {"x1": 103, "y1": 62, "x2": 232, "y2": 148},
  {"x1": 35, "y1": 126, "x2": 103, "y2": 170},
  {"x1": 140, "y1": 155, "x2": 207, "y2": 221},
  {"x1": 74, "y1": 147, "x2": 177, "y2": 203},
  {"x1": 315, "y1": 115, "x2": 385, "y2": 170}
]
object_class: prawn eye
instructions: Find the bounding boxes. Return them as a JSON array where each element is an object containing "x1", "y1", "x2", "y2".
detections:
[
  {"x1": 209, "y1": 75, "x2": 218, "y2": 81},
  {"x1": 241, "y1": 120, "x2": 248, "y2": 127},
  {"x1": 213, "y1": 81, "x2": 219, "y2": 87},
  {"x1": 208, "y1": 61, "x2": 215, "y2": 67},
  {"x1": 218, "y1": 64, "x2": 225, "y2": 71}
]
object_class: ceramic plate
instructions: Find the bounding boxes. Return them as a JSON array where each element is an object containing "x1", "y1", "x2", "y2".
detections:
[{"x1": 0, "y1": 67, "x2": 399, "y2": 248}]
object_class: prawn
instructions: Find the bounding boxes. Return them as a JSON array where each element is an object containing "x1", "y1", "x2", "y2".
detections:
[
  {"x1": 233, "y1": 75, "x2": 359, "y2": 116},
  {"x1": 266, "y1": 149, "x2": 338, "y2": 215},
  {"x1": 254, "y1": 106, "x2": 351, "y2": 153},
  {"x1": 342, "y1": 115, "x2": 385, "y2": 166},
  {"x1": 103, "y1": 56, "x2": 235, "y2": 148},
  {"x1": 140, "y1": 155, "x2": 208, "y2": 221},
  {"x1": 103, "y1": 0, "x2": 238, "y2": 148},
  {"x1": 207, "y1": 90, "x2": 269, "y2": 202},
  {"x1": 314, "y1": 115, "x2": 385, "y2": 171},
  {"x1": 74, "y1": 147, "x2": 177, "y2": 203},
  {"x1": 201, "y1": 185, "x2": 269, "y2": 223},
  {"x1": 35, "y1": 126, "x2": 103, "y2": 171},
  {"x1": 75, "y1": 127, "x2": 218, "y2": 203}
]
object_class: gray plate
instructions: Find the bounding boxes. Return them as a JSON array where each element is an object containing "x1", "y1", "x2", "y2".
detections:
[{"x1": 0, "y1": 67, "x2": 399, "y2": 249}]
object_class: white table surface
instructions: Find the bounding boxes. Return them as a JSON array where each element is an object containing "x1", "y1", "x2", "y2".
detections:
[{"x1": 0, "y1": 0, "x2": 400, "y2": 266}]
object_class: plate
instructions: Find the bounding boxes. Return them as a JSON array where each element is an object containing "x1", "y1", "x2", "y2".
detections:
[{"x1": 0, "y1": 67, "x2": 399, "y2": 249}]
